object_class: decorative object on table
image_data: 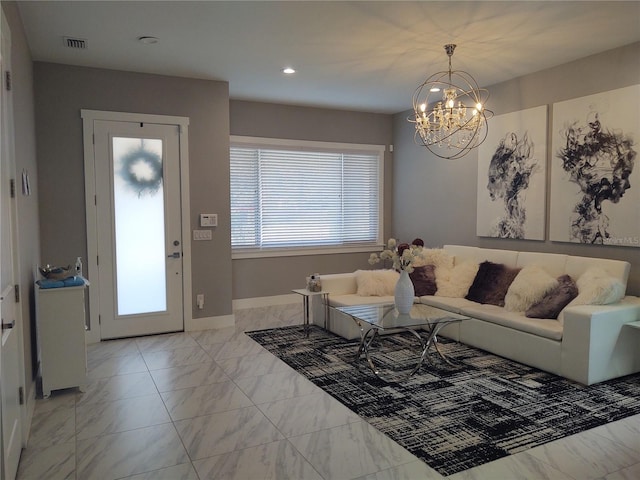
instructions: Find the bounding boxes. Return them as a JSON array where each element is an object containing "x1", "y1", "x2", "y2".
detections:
[
  {"x1": 247, "y1": 325, "x2": 640, "y2": 477},
  {"x1": 38, "y1": 264, "x2": 72, "y2": 280},
  {"x1": 409, "y1": 44, "x2": 493, "y2": 160},
  {"x1": 75, "y1": 257, "x2": 83, "y2": 277},
  {"x1": 307, "y1": 273, "x2": 322, "y2": 292},
  {"x1": 369, "y1": 238, "x2": 424, "y2": 314},
  {"x1": 476, "y1": 105, "x2": 547, "y2": 240},
  {"x1": 394, "y1": 270, "x2": 414, "y2": 314},
  {"x1": 549, "y1": 85, "x2": 639, "y2": 247}
]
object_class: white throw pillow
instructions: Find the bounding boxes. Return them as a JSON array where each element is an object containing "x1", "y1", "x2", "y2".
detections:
[
  {"x1": 571, "y1": 267, "x2": 625, "y2": 306},
  {"x1": 412, "y1": 248, "x2": 455, "y2": 270},
  {"x1": 504, "y1": 265, "x2": 559, "y2": 312},
  {"x1": 355, "y1": 269, "x2": 399, "y2": 296},
  {"x1": 435, "y1": 261, "x2": 479, "y2": 298},
  {"x1": 557, "y1": 267, "x2": 626, "y2": 324}
]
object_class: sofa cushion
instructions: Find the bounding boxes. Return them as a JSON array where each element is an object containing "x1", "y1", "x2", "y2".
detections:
[
  {"x1": 444, "y1": 245, "x2": 519, "y2": 267},
  {"x1": 319, "y1": 273, "x2": 358, "y2": 295},
  {"x1": 504, "y1": 265, "x2": 559, "y2": 312},
  {"x1": 434, "y1": 261, "x2": 479, "y2": 298},
  {"x1": 419, "y1": 295, "x2": 479, "y2": 314},
  {"x1": 465, "y1": 261, "x2": 520, "y2": 307},
  {"x1": 355, "y1": 269, "x2": 399, "y2": 296},
  {"x1": 410, "y1": 265, "x2": 437, "y2": 296},
  {"x1": 526, "y1": 275, "x2": 578, "y2": 320},
  {"x1": 515, "y1": 252, "x2": 569, "y2": 278},
  {"x1": 461, "y1": 304, "x2": 563, "y2": 341}
]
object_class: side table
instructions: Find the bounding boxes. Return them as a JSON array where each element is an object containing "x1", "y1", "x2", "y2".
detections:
[{"x1": 292, "y1": 289, "x2": 329, "y2": 337}]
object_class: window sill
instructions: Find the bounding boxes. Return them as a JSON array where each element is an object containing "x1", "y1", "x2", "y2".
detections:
[{"x1": 232, "y1": 244, "x2": 383, "y2": 260}]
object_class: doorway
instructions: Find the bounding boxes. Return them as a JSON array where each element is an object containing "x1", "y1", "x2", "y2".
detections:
[{"x1": 82, "y1": 111, "x2": 191, "y2": 340}]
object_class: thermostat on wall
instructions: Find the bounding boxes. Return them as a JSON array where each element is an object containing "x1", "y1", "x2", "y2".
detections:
[{"x1": 200, "y1": 213, "x2": 218, "y2": 227}]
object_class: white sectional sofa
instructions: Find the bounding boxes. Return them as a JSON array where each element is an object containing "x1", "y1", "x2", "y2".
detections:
[{"x1": 311, "y1": 245, "x2": 640, "y2": 385}]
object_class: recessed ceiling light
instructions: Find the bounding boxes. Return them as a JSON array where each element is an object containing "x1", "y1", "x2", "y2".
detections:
[
  {"x1": 429, "y1": 87, "x2": 441, "y2": 92},
  {"x1": 138, "y1": 36, "x2": 159, "y2": 45},
  {"x1": 282, "y1": 67, "x2": 296, "y2": 74}
]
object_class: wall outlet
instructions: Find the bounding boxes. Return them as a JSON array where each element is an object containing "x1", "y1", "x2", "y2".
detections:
[{"x1": 196, "y1": 294, "x2": 205, "y2": 309}]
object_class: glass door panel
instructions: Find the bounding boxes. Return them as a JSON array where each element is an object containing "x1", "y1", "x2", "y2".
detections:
[{"x1": 112, "y1": 137, "x2": 167, "y2": 316}]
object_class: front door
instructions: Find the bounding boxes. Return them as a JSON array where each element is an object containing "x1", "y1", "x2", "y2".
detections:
[{"x1": 92, "y1": 120, "x2": 184, "y2": 339}]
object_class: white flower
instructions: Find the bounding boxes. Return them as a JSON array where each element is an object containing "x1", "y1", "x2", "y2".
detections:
[{"x1": 368, "y1": 238, "x2": 425, "y2": 273}]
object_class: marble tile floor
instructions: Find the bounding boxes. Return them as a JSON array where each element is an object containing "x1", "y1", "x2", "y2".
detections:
[{"x1": 16, "y1": 302, "x2": 640, "y2": 479}]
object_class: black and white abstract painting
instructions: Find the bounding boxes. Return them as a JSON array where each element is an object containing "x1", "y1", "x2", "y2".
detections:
[
  {"x1": 550, "y1": 85, "x2": 639, "y2": 247},
  {"x1": 477, "y1": 106, "x2": 547, "y2": 240}
]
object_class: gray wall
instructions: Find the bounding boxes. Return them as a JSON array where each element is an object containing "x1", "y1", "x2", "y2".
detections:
[
  {"x1": 2, "y1": 1, "x2": 41, "y2": 397},
  {"x1": 392, "y1": 42, "x2": 640, "y2": 296},
  {"x1": 229, "y1": 101, "x2": 394, "y2": 299},
  {"x1": 33, "y1": 62, "x2": 232, "y2": 319}
]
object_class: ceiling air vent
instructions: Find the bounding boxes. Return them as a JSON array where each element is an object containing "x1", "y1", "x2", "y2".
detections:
[{"x1": 64, "y1": 37, "x2": 88, "y2": 50}]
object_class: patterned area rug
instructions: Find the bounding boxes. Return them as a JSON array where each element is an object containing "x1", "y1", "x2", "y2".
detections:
[{"x1": 246, "y1": 325, "x2": 640, "y2": 476}]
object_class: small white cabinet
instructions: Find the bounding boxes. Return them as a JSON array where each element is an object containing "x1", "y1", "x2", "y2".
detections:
[{"x1": 35, "y1": 281, "x2": 88, "y2": 398}]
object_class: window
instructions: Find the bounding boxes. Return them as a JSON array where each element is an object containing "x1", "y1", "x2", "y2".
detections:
[{"x1": 230, "y1": 136, "x2": 384, "y2": 257}]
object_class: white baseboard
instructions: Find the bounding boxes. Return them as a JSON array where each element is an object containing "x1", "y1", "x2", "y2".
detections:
[
  {"x1": 233, "y1": 294, "x2": 298, "y2": 310},
  {"x1": 185, "y1": 314, "x2": 235, "y2": 331},
  {"x1": 22, "y1": 379, "x2": 37, "y2": 447}
]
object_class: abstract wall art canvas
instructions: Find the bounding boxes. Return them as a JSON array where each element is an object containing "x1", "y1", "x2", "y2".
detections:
[
  {"x1": 550, "y1": 85, "x2": 639, "y2": 247},
  {"x1": 476, "y1": 105, "x2": 547, "y2": 240}
]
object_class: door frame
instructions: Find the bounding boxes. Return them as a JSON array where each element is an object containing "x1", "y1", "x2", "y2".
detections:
[{"x1": 81, "y1": 110, "x2": 192, "y2": 344}]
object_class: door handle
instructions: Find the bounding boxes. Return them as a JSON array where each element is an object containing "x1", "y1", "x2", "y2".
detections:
[
  {"x1": 167, "y1": 252, "x2": 181, "y2": 259},
  {"x1": 2, "y1": 320, "x2": 15, "y2": 330}
]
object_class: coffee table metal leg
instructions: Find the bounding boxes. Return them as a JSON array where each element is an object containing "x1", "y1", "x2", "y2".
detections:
[
  {"x1": 425, "y1": 321, "x2": 460, "y2": 366},
  {"x1": 362, "y1": 328, "x2": 380, "y2": 374},
  {"x1": 361, "y1": 327, "x2": 428, "y2": 381}
]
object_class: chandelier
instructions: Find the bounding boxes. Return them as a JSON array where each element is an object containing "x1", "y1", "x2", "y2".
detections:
[{"x1": 410, "y1": 44, "x2": 493, "y2": 160}]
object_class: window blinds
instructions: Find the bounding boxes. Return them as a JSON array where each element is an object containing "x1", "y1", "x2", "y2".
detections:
[{"x1": 230, "y1": 142, "x2": 381, "y2": 251}]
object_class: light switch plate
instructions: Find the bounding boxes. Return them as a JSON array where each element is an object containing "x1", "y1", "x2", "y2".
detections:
[
  {"x1": 193, "y1": 230, "x2": 212, "y2": 240},
  {"x1": 200, "y1": 214, "x2": 218, "y2": 227}
]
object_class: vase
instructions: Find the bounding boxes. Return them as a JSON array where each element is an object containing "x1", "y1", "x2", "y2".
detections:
[{"x1": 394, "y1": 270, "x2": 415, "y2": 314}]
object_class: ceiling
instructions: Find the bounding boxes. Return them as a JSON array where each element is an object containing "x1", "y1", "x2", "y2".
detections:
[{"x1": 16, "y1": 1, "x2": 640, "y2": 114}]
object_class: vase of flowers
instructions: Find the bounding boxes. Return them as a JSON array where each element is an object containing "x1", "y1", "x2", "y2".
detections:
[{"x1": 368, "y1": 238, "x2": 424, "y2": 314}]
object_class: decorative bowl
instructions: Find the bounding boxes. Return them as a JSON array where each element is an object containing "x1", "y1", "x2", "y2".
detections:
[{"x1": 39, "y1": 265, "x2": 72, "y2": 280}]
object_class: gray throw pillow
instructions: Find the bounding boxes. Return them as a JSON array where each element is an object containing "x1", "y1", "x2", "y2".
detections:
[{"x1": 526, "y1": 275, "x2": 578, "y2": 319}]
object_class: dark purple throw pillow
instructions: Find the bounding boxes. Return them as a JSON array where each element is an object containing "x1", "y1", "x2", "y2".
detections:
[
  {"x1": 465, "y1": 261, "x2": 520, "y2": 307},
  {"x1": 526, "y1": 275, "x2": 578, "y2": 319},
  {"x1": 410, "y1": 265, "x2": 437, "y2": 296}
]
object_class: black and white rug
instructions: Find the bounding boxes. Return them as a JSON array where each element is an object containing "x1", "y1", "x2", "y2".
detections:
[{"x1": 246, "y1": 325, "x2": 640, "y2": 476}]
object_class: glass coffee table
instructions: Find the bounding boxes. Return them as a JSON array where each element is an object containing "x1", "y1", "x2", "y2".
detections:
[{"x1": 335, "y1": 303, "x2": 469, "y2": 381}]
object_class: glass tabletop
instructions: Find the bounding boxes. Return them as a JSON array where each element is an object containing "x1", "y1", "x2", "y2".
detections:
[{"x1": 336, "y1": 303, "x2": 469, "y2": 330}]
